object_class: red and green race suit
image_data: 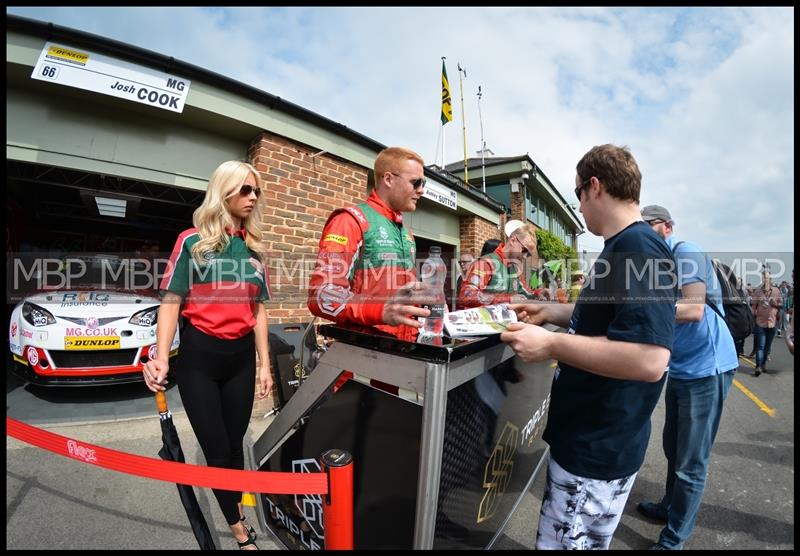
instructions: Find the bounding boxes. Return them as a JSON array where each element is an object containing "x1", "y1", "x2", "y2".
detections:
[
  {"x1": 457, "y1": 243, "x2": 537, "y2": 309},
  {"x1": 160, "y1": 228, "x2": 270, "y2": 339},
  {"x1": 308, "y1": 190, "x2": 418, "y2": 341}
]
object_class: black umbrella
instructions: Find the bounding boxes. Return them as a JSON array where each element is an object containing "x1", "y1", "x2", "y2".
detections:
[{"x1": 156, "y1": 390, "x2": 217, "y2": 550}]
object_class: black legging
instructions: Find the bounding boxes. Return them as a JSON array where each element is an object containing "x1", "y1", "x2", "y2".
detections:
[{"x1": 176, "y1": 321, "x2": 256, "y2": 525}]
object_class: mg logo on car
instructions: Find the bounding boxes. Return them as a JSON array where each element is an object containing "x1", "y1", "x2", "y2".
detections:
[{"x1": 26, "y1": 346, "x2": 39, "y2": 366}]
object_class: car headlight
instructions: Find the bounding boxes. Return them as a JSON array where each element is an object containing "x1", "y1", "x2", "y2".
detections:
[
  {"x1": 129, "y1": 306, "x2": 159, "y2": 327},
  {"x1": 22, "y1": 302, "x2": 56, "y2": 327}
]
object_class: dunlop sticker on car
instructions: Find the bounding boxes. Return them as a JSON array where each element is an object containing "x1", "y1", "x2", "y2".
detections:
[{"x1": 64, "y1": 336, "x2": 120, "y2": 350}]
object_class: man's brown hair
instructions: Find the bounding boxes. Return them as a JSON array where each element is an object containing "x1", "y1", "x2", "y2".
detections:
[{"x1": 576, "y1": 144, "x2": 641, "y2": 203}]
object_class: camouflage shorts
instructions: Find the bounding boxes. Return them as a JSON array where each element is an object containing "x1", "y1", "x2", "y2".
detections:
[{"x1": 536, "y1": 455, "x2": 636, "y2": 550}]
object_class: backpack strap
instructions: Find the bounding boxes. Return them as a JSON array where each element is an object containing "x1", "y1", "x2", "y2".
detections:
[
  {"x1": 706, "y1": 259, "x2": 728, "y2": 321},
  {"x1": 671, "y1": 241, "x2": 724, "y2": 318}
]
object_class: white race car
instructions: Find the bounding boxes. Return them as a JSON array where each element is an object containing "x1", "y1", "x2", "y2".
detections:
[{"x1": 8, "y1": 255, "x2": 179, "y2": 386}]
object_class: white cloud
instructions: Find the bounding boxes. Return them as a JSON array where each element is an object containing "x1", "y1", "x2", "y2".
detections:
[{"x1": 7, "y1": 6, "x2": 794, "y2": 270}]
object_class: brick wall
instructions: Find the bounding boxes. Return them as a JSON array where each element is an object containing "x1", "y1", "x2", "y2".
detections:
[
  {"x1": 511, "y1": 185, "x2": 526, "y2": 223},
  {"x1": 458, "y1": 214, "x2": 502, "y2": 258},
  {"x1": 512, "y1": 185, "x2": 543, "y2": 235},
  {"x1": 248, "y1": 133, "x2": 368, "y2": 324}
]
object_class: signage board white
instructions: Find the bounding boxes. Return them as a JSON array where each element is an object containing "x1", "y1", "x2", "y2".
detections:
[
  {"x1": 423, "y1": 179, "x2": 458, "y2": 210},
  {"x1": 31, "y1": 42, "x2": 191, "y2": 113}
]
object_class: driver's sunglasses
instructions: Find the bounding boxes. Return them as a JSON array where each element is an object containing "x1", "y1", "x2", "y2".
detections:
[
  {"x1": 390, "y1": 172, "x2": 426, "y2": 189},
  {"x1": 238, "y1": 184, "x2": 262, "y2": 198},
  {"x1": 515, "y1": 236, "x2": 533, "y2": 257}
]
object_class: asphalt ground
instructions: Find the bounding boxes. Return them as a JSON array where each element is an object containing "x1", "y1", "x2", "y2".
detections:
[{"x1": 6, "y1": 334, "x2": 794, "y2": 550}]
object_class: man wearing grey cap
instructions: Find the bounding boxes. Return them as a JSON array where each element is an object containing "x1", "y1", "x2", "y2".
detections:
[
  {"x1": 637, "y1": 204, "x2": 738, "y2": 550},
  {"x1": 640, "y1": 204, "x2": 673, "y2": 225}
]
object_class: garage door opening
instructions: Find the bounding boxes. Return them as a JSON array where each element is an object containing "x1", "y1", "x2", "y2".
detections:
[{"x1": 7, "y1": 160, "x2": 204, "y2": 256}]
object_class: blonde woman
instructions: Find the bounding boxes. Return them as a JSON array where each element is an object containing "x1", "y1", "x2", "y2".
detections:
[{"x1": 144, "y1": 160, "x2": 273, "y2": 550}]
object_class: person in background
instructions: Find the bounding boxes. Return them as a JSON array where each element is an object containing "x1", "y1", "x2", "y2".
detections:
[
  {"x1": 144, "y1": 160, "x2": 273, "y2": 550},
  {"x1": 777, "y1": 281, "x2": 789, "y2": 337},
  {"x1": 568, "y1": 270, "x2": 586, "y2": 303},
  {"x1": 457, "y1": 220, "x2": 539, "y2": 310},
  {"x1": 307, "y1": 147, "x2": 430, "y2": 341},
  {"x1": 553, "y1": 275, "x2": 568, "y2": 304},
  {"x1": 785, "y1": 270, "x2": 795, "y2": 350},
  {"x1": 732, "y1": 276, "x2": 750, "y2": 357},
  {"x1": 750, "y1": 269, "x2": 782, "y2": 376},
  {"x1": 746, "y1": 284, "x2": 758, "y2": 358},
  {"x1": 501, "y1": 144, "x2": 677, "y2": 550},
  {"x1": 532, "y1": 276, "x2": 552, "y2": 301},
  {"x1": 636, "y1": 204, "x2": 738, "y2": 550},
  {"x1": 480, "y1": 238, "x2": 502, "y2": 257},
  {"x1": 531, "y1": 259, "x2": 564, "y2": 302},
  {"x1": 788, "y1": 270, "x2": 794, "y2": 319},
  {"x1": 451, "y1": 239, "x2": 501, "y2": 310},
  {"x1": 454, "y1": 251, "x2": 476, "y2": 309}
]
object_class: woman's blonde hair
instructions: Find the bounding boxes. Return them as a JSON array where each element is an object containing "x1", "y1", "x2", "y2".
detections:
[{"x1": 190, "y1": 160, "x2": 267, "y2": 265}]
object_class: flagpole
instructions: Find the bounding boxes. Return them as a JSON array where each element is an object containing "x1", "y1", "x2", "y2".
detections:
[
  {"x1": 433, "y1": 122, "x2": 442, "y2": 168},
  {"x1": 457, "y1": 62, "x2": 468, "y2": 185},
  {"x1": 477, "y1": 84, "x2": 486, "y2": 193},
  {"x1": 442, "y1": 122, "x2": 446, "y2": 169}
]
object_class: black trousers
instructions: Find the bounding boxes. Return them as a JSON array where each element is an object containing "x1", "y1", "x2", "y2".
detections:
[
  {"x1": 176, "y1": 322, "x2": 256, "y2": 525},
  {"x1": 734, "y1": 337, "x2": 745, "y2": 357}
]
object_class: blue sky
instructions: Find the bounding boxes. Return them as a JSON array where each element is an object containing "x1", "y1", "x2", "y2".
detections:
[{"x1": 7, "y1": 6, "x2": 794, "y2": 278}]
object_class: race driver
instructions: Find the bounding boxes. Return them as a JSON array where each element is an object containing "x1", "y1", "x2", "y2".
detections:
[
  {"x1": 307, "y1": 146, "x2": 430, "y2": 342},
  {"x1": 458, "y1": 220, "x2": 540, "y2": 309}
]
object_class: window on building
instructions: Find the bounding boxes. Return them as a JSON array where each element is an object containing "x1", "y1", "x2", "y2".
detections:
[
  {"x1": 542, "y1": 203, "x2": 550, "y2": 231},
  {"x1": 526, "y1": 188, "x2": 539, "y2": 225},
  {"x1": 487, "y1": 183, "x2": 511, "y2": 212}
]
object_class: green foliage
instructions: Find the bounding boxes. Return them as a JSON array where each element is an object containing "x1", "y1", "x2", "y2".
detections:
[
  {"x1": 529, "y1": 229, "x2": 580, "y2": 288},
  {"x1": 536, "y1": 229, "x2": 578, "y2": 270}
]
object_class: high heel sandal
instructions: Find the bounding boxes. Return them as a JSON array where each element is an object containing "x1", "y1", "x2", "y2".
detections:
[
  {"x1": 237, "y1": 536, "x2": 259, "y2": 550},
  {"x1": 240, "y1": 516, "x2": 257, "y2": 540}
]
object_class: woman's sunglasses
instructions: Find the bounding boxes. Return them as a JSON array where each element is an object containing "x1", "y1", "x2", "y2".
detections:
[{"x1": 238, "y1": 184, "x2": 262, "y2": 198}]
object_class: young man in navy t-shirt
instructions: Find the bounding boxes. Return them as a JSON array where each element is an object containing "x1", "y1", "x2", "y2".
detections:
[{"x1": 502, "y1": 144, "x2": 677, "y2": 550}]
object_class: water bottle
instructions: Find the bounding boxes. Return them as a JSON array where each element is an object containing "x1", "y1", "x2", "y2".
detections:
[{"x1": 420, "y1": 246, "x2": 447, "y2": 336}]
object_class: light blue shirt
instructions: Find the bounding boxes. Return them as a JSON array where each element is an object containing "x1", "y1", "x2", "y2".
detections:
[{"x1": 667, "y1": 236, "x2": 738, "y2": 379}]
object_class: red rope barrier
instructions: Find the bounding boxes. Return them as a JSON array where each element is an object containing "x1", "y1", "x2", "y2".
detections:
[{"x1": 7, "y1": 416, "x2": 328, "y2": 495}]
